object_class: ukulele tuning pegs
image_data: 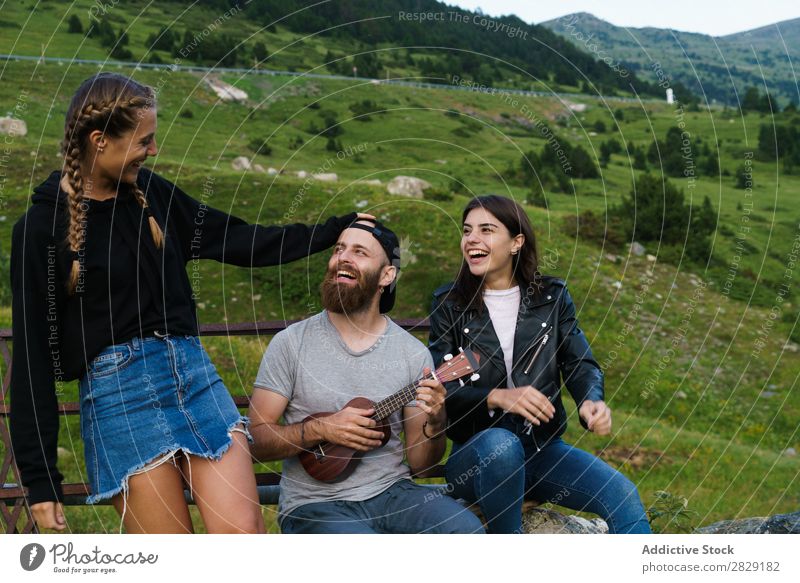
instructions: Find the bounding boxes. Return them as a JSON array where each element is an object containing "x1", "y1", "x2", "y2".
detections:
[
  {"x1": 443, "y1": 354, "x2": 453, "y2": 361},
  {"x1": 470, "y1": 373, "x2": 480, "y2": 382}
]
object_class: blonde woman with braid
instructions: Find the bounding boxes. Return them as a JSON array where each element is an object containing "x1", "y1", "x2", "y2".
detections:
[{"x1": 10, "y1": 73, "x2": 370, "y2": 533}]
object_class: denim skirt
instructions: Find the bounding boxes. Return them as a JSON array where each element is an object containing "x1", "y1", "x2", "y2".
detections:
[{"x1": 78, "y1": 334, "x2": 249, "y2": 504}]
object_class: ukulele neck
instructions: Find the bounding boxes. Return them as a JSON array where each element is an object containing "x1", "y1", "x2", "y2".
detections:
[{"x1": 372, "y1": 373, "x2": 433, "y2": 420}]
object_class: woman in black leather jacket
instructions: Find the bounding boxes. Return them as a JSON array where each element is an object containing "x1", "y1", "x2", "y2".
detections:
[{"x1": 428, "y1": 195, "x2": 650, "y2": 533}]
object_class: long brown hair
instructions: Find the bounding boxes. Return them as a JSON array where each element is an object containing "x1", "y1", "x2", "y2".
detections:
[
  {"x1": 61, "y1": 72, "x2": 164, "y2": 294},
  {"x1": 452, "y1": 195, "x2": 542, "y2": 312}
]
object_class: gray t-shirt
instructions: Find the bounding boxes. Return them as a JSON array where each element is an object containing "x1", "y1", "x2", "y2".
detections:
[{"x1": 253, "y1": 310, "x2": 433, "y2": 521}]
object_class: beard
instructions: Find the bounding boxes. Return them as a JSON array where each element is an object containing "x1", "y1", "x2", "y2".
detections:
[{"x1": 320, "y1": 263, "x2": 383, "y2": 315}]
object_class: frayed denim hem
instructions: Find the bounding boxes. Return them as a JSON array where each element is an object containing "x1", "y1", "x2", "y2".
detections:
[{"x1": 85, "y1": 415, "x2": 252, "y2": 511}]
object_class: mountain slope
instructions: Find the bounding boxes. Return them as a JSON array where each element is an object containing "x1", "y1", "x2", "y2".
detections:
[{"x1": 541, "y1": 12, "x2": 800, "y2": 106}]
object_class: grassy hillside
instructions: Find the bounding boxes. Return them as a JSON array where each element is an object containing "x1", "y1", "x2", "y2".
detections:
[
  {"x1": 0, "y1": 0, "x2": 663, "y2": 98},
  {"x1": 0, "y1": 56, "x2": 798, "y2": 533}
]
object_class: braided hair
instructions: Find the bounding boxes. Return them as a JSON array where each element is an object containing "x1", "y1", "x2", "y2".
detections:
[{"x1": 61, "y1": 72, "x2": 164, "y2": 294}]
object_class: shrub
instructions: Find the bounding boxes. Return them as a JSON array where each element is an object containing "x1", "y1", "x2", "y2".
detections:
[
  {"x1": 611, "y1": 174, "x2": 717, "y2": 263},
  {"x1": 647, "y1": 490, "x2": 697, "y2": 534},
  {"x1": 424, "y1": 187, "x2": 453, "y2": 202},
  {"x1": 526, "y1": 188, "x2": 548, "y2": 208},
  {"x1": 248, "y1": 139, "x2": 273, "y2": 156},
  {"x1": 67, "y1": 14, "x2": 83, "y2": 34}
]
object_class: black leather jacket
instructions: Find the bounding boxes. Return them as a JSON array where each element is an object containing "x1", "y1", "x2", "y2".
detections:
[{"x1": 428, "y1": 276, "x2": 604, "y2": 447}]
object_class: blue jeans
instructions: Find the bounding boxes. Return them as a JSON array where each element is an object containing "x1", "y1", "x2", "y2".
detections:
[
  {"x1": 445, "y1": 428, "x2": 651, "y2": 534},
  {"x1": 280, "y1": 479, "x2": 485, "y2": 533}
]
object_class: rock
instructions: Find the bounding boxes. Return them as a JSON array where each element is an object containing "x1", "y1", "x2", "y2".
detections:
[
  {"x1": 267, "y1": 167, "x2": 279, "y2": 175},
  {"x1": 206, "y1": 78, "x2": 248, "y2": 102},
  {"x1": 312, "y1": 172, "x2": 338, "y2": 182},
  {"x1": 760, "y1": 390, "x2": 777, "y2": 398},
  {"x1": 231, "y1": 156, "x2": 253, "y2": 171},
  {"x1": 696, "y1": 511, "x2": 800, "y2": 534},
  {"x1": 630, "y1": 241, "x2": 646, "y2": 256},
  {"x1": 356, "y1": 179, "x2": 382, "y2": 186},
  {"x1": 675, "y1": 390, "x2": 687, "y2": 399},
  {"x1": 57, "y1": 447, "x2": 70, "y2": 458},
  {"x1": 387, "y1": 176, "x2": 431, "y2": 198},
  {"x1": 252, "y1": 164, "x2": 266, "y2": 173},
  {"x1": 296, "y1": 170, "x2": 308, "y2": 179},
  {"x1": 0, "y1": 116, "x2": 27, "y2": 137},
  {"x1": 355, "y1": 199, "x2": 369, "y2": 209},
  {"x1": 612, "y1": 281, "x2": 622, "y2": 289},
  {"x1": 605, "y1": 253, "x2": 619, "y2": 263},
  {"x1": 522, "y1": 507, "x2": 608, "y2": 534},
  {"x1": 434, "y1": 159, "x2": 447, "y2": 164},
  {"x1": 784, "y1": 342, "x2": 800, "y2": 353},
  {"x1": 646, "y1": 254, "x2": 657, "y2": 262},
  {"x1": 784, "y1": 447, "x2": 797, "y2": 457}
]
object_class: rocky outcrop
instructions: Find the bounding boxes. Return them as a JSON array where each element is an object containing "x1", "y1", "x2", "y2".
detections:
[
  {"x1": 695, "y1": 511, "x2": 800, "y2": 534},
  {"x1": 522, "y1": 507, "x2": 608, "y2": 534},
  {"x1": 207, "y1": 78, "x2": 248, "y2": 102}
]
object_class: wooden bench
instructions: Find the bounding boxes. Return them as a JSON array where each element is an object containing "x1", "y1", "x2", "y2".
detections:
[{"x1": 0, "y1": 319, "x2": 456, "y2": 533}]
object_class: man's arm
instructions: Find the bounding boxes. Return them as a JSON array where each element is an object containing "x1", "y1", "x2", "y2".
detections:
[
  {"x1": 248, "y1": 389, "x2": 385, "y2": 462},
  {"x1": 248, "y1": 389, "x2": 311, "y2": 461}
]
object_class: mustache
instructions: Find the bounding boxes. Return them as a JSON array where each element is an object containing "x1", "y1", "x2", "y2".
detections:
[{"x1": 326, "y1": 262, "x2": 361, "y2": 281}]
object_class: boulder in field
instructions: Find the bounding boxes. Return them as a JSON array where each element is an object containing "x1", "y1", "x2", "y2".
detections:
[
  {"x1": 630, "y1": 241, "x2": 646, "y2": 256},
  {"x1": 312, "y1": 173, "x2": 338, "y2": 182},
  {"x1": 0, "y1": 117, "x2": 27, "y2": 137},
  {"x1": 231, "y1": 156, "x2": 252, "y2": 171},
  {"x1": 387, "y1": 175, "x2": 431, "y2": 198}
]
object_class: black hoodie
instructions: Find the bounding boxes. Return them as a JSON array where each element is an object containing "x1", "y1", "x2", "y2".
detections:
[{"x1": 10, "y1": 167, "x2": 356, "y2": 504}]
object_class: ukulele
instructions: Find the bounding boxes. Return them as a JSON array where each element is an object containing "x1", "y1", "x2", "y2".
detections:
[{"x1": 299, "y1": 348, "x2": 481, "y2": 483}]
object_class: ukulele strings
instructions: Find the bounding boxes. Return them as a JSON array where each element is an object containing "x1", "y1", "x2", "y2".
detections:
[{"x1": 372, "y1": 371, "x2": 435, "y2": 420}]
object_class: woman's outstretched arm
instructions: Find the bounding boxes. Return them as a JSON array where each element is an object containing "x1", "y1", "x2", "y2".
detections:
[{"x1": 144, "y1": 170, "x2": 358, "y2": 266}]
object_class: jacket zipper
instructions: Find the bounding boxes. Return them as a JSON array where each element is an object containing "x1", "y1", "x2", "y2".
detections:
[
  {"x1": 522, "y1": 326, "x2": 553, "y2": 374},
  {"x1": 520, "y1": 326, "x2": 553, "y2": 450}
]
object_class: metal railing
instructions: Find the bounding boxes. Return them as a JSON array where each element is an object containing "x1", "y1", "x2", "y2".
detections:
[{"x1": 0, "y1": 318, "x2": 434, "y2": 533}]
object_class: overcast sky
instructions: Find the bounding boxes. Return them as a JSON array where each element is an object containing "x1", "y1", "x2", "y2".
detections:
[{"x1": 446, "y1": 0, "x2": 798, "y2": 36}]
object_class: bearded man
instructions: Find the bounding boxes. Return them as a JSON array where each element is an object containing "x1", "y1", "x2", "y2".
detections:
[{"x1": 248, "y1": 219, "x2": 484, "y2": 534}]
